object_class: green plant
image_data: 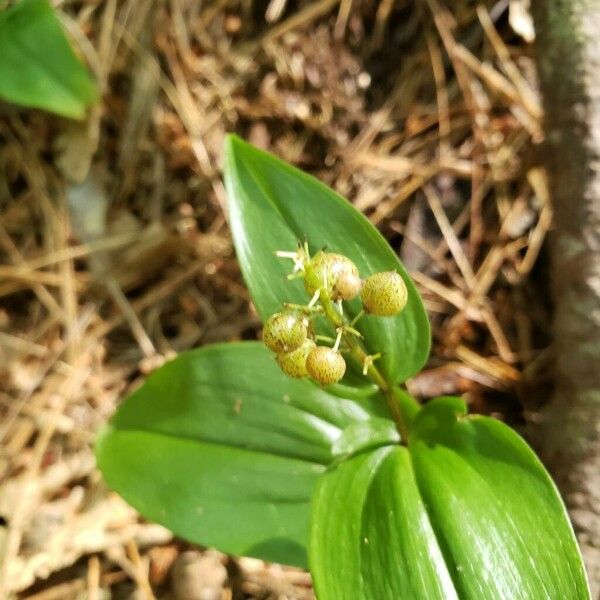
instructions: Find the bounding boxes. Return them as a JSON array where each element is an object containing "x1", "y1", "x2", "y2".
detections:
[
  {"x1": 0, "y1": 0, "x2": 97, "y2": 119},
  {"x1": 96, "y1": 135, "x2": 591, "y2": 599}
]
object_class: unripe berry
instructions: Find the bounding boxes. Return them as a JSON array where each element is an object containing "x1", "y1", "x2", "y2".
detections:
[
  {"x1": 306, "y1": 346, "x2": 346, "y2": 386},
  {"x1": 335, "y1": 270, "x2": 363, "y2": 301},
  {"x1": 360, "y1": 271, "x2": 408, "y2": 316},
  {"x1": 305, "y1": 252, "x2": 361, "y2": 301},
  {"x1": 276, "y1": 339, "x2": 316, "y2": 379},
  {"x1": 263, "y1": 310, "x2": 308, "y2": 353}
]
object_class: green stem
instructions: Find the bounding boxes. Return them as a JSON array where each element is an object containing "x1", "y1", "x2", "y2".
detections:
[
  {"x1": 305, "y1": 265, "x2": 411, "y2": 442},
  {"x1": 341, "y1": 323, "x2": 409, "y2": 442}
]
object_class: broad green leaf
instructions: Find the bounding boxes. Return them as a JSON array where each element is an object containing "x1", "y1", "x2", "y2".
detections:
[
  {"x1": 310, "y1": 445, "x2": 457, "y2": 599},
  {"x1": 331, "y1": 417, "x2": 399, "y2": 459},
  {"x1": 223, "y1": 135, "x2": 430, "y2": 385},
  {"x1": 0, "y1": 0, "x2": 97, "y2": 119},
  {"x1": 96, "y1": 342, "x2": 391, "y2": 568},
  {"x1": 409, "y1": 397, "x2": 590, "y2": 599},
  {"x1": 310, "y1": 397, "x2": 590, "y2": 599}
]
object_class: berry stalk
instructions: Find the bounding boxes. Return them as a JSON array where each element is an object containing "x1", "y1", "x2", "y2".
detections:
[{"x1": 303, "y1": 261, "x2": 411, "y2": 441}]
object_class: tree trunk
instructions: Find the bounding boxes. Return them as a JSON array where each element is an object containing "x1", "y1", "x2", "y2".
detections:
[{"x1": 531, "y1": 2, "x2": 600, "y2": 596}]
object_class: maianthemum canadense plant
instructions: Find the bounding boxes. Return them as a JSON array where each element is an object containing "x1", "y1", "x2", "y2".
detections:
[{"x1": 96, "y1": 135, "x2": 591, "y2": 599}]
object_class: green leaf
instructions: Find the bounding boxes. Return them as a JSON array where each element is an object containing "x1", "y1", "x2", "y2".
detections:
[
  {"x1": 331, "y1": 418, "x2": 399, "y2": 459},
  {"x1": 310, "y1": 397, "x2": 590, "y2": 599},
  {"x1": 310, "y1": 445, "x2": 457, "y2": 599},
  {"x1": 0, "y1": 0, "x2": 97, "y2": 119},
  {"x1": 223, "y1": 135, "x2": 430, "y2": 385},
  {"x1": 410, "y1": 398, "x2": 590, "y2": 599},
  {"x1": 96, "y1": 342, "x2": 390, "y2": 568}
]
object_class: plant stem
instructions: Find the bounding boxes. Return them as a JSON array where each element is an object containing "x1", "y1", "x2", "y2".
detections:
[{"x1": 304, "y1": 266, "x2": 410, "y2": 441}]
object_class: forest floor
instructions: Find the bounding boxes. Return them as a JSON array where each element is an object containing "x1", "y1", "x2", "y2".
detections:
[{"x1": 0, "y1": 0, "x2": 549, "y2": 598}]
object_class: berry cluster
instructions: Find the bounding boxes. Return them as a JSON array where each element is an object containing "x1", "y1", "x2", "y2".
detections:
[{"x1": 262, "y1": 246, "x2": 408, "y2": 387}]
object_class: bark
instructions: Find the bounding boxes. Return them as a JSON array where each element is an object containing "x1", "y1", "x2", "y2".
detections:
[{"x1": 531, "y1": 2, "x2": 600, "y2": 596}]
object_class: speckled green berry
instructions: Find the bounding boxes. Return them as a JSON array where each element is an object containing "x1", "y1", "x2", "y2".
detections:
[
  {"x1": 360, "y1": 271, "x2": 408, "y2": 316},
  {"x1": 263, "y1": 310, "x2": 308, "y2": 353},
  {"x1": 306, "y1": 346, "x2": 346, "y2": 386},
  {"x1": 335, "y1": 270, "x2": 363, "y2": 301},
  {"x1": 305, "y1": 252, "x2": 361, "y2": 301},
  {"x1": 276, "y1": 339, "x2": 316, "y2": 378}
]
